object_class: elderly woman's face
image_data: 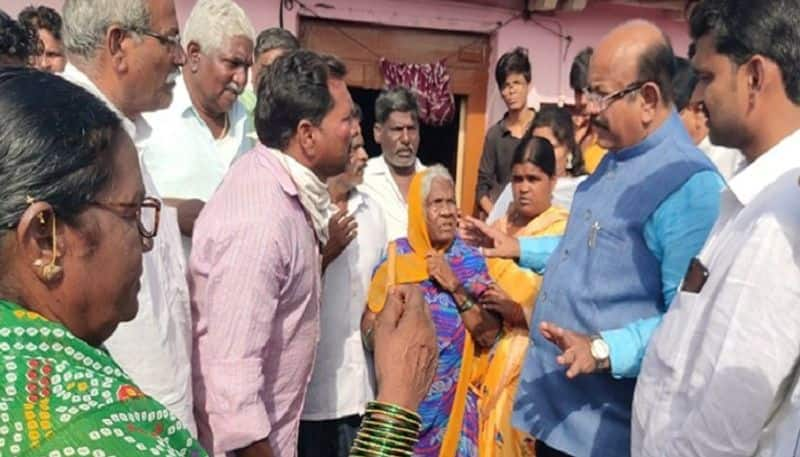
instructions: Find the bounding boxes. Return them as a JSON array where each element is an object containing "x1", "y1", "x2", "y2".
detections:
[
  {"x1": 69, "y1": 132, "x2": 148, "y2": 343},
  {"x1": 424, "y1": 177, "x2": 458, "y2": 248}
]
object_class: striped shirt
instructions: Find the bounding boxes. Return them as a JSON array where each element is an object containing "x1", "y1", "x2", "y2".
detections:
[{"x1": 190, "y1": 144, "x2": 322, "y2": 457}]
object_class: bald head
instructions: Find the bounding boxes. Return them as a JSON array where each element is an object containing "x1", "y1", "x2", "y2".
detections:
[
  {"x1": 586, "y1": 20, "x2": 677, "y2": 150},
  {"x1": 593, "y1": 20, "x2": 675, "y2": 106}
]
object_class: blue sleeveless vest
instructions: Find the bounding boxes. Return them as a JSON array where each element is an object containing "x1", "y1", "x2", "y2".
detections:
[{"x1": 511, "y1": 112, "x2": 715, "y2": 457}]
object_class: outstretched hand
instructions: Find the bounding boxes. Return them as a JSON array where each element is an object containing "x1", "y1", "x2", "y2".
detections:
[
  {"x1": 539, "y1": 321, "x2": 598, "y2": 379},
  {"x1": 459, "y1": 216, "x2": 520, "y2": 259}
]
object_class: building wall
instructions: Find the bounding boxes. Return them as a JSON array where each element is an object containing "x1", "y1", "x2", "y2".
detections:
[{"x1": 7, "y1": 0, "x2": 689, "y2": 125}]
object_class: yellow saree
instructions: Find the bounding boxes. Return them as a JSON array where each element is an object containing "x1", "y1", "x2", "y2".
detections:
[
  {"x1": 367, "y1": 171, "x2": 540, "y2": 457},
  {"x1": 477, "y1": 205, "x2": 569, "y2": 457}
]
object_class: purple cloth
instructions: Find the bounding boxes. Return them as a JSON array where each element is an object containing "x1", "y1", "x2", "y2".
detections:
[{"x1": 189, "y1": 144, "x2": 322, "y2": 457}]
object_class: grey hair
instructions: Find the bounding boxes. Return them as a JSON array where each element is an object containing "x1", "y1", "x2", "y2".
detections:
[
  {"x1": 375, "y1": 86, "x2": 420, "y2": 124},
  {"x1": 422, "y1": 165, "x2": 454, "y2": 201},
  {"x1": 62, "y1": 0, "x2": 150, "y2": 62},
  {"x1": 255, "y1": 27, "x2": 299, "y2": 56},
  {"x1": 183, "y1": 0, "x2": 255, "y2": 55}
]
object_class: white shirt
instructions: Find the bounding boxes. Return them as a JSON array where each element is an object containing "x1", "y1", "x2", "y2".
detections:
[
  {"x1": 359, "y1": 155, "x2": 424, "y2": 242},
  {"x1": 302, "y1": 190, "x2": 387, "y2": 421},
  {"x1": 486, "y1": 175, "x2": 585, "y2": 224},
  {"x1": 61, "y1": 64, "x2": 196, "y2": 433},
  {"x1": 699, "y1": 136, "x2": 747, "y2": 182},
  {"x1": 140, "y1": 74, "x2": 253, "y2": 202},
  {"x1": 632, "y1": 128, "x2": 800, "y2": 457},
  {"x1": 140, "y1": 74, "x2": 254, "y2": 257}
]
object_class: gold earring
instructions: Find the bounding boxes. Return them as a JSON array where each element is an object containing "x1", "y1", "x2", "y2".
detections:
[{"x1": 41, "y1": 215, "x2": 62, "y2": 281}]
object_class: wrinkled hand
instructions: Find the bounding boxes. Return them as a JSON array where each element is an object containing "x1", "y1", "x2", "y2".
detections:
[
  {"x1": 374, "y1": 284, "x2": 438, "y2": 411},
  {"x1": 322, "y1": 211, "x2": 357, "y2": 264},
  {"x1": 459, "y1": 216, "x2": 520, "y2": 259},
  {"x1": 539, "y1": 321, "x2": 596, "y2": 379},
  {"x1": 481, "y1": 283, "x2": 527, "y2": 329},
  {"x1": 426, "y1": 251, "x2": 460, "y2": 294}
]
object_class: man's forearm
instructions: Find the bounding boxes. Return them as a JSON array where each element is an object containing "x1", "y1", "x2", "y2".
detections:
[{"x1": 163, "y1": 197, "x2": 204, "y2": 237}]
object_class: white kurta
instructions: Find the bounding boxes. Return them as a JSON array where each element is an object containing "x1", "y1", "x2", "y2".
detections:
[
  {"x1": 633, "y1": 129, "x2": 800, "y2": 457},
  {"x1": 61, "y1": 64, "x2": 196, "y2": 433}
]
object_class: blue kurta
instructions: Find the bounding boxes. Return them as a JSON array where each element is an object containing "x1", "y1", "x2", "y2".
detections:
[{"x1": 512, "y1": 112, "x2": 717, "y2": 457}]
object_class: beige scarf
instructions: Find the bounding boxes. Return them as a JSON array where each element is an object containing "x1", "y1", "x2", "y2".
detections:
[{"x1": 266, "y1": 147, "x2": 332, "y2": 246}]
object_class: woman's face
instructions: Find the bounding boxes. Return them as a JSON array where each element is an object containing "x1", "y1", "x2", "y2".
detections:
[
  {"x1": 533, "y1": 126, "x2": 569, "y2": 177},
  {"x1": 424, "y1": 177, "x2": 458, "y2": 249},
  {"x1": 511, "y1": 162, "x2": 555, "y2": 220},
  {"x1": 65, "y1": 131, "x2": 148, "y2": 344}
]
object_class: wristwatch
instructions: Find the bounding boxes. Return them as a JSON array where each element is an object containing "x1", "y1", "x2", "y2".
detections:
[
  {"x1": 456, "y1": 296, "x2": 476, "y2": 314},
  {"x1": 589, "y1": 335, "x2": 611, "y2": 372}
]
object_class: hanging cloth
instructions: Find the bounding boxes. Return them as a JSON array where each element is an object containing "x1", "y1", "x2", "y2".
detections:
[{"x1": 379, "y1": 58, "x2": 456, "y2": 126}]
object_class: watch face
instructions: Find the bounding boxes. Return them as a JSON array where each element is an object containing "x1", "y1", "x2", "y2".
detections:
[{"x1": 591, "y1": 338, "x2": 610, "y2": 360}]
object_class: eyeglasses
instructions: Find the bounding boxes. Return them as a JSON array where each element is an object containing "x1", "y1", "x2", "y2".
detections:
[
  {"x1": 90, "y1": 197, "x2": 161, "y2": 239},
  {"x1": 584, "y1": 81, "x2": 648, "y2": 112},
  {"x1": 128, "y1": 28, "x2": 182, "y2": 52}
]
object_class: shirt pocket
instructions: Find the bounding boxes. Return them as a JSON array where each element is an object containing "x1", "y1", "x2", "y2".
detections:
[{"x1": 649, "y1": 290, "x2": 700, "y2": 376}]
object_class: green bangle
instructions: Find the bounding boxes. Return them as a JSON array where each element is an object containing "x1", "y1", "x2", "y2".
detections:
[
  {"x1": 350, "y1": 444, "x2": 398, "y2": 457},
  {"x1": 362, "y1": 427, "x2": 418, "y2": 446},
  {"x1": 365, "y1": 405, "x2": 421, "y2": 428},
  {"x1": 359, "y1": 422, "x2": 418, "y2": 444},
  {"x1": 353, "y1": 438, "x2": 414, "y2": 456},
  {"x1": 367, "y1": 401, "x2": 421, "y2": 422},
  {"x1": 360, "y1": 419, "x2": 419, "y2": 438}
]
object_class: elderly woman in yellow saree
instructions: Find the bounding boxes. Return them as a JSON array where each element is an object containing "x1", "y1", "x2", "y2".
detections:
[
  {"x1": 477, "y1": 133, "x2": 569, "y2": 457},
  {"x1": 364, "y1": 165, "x2": 537, "y2": 457}
]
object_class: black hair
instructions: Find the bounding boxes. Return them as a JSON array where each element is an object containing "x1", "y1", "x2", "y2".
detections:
[
  {"x1": 255, "y1": 49, "x2": 347, "y2": 150},
  {"x1": 374, "y1": 86, "x2": 419, "y2": 125},
  {"x1": 569, "y1": 47, "x2": 593, "y2": 92},
  {"x1": 495, "y1": 47, "x2": 531, "y2": 90},
  {"x1": 18, "y1": 5, "x2": 63, "y2": 40},
  {"x1": 511, "y1": 131, "x2": 557, "y2": 178},
  {"x1": 672, "y1": 56, "x2": 699, "y2": 111},
  {"x1": 0, "y1": 10, "x2": 37, "y2": 65},
  {"x1": 254, "y1": 27, "x2": 299, "y2": 56},
  {"x1": 690, "y1": 0, "x2": 800, "y2": 104},
  {"x1": 0, "y1": 66, "x2": 121, "y2": 231},
  {"x1": 531, "y1": 105, "x2": 584, "y2": 176},
  {"x1": 636, "y1": 35, "x2": 676, "y2": 106}
]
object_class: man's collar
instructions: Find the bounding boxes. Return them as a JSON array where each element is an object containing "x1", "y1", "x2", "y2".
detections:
[
  {"x1": 255, "y1": 144, "x2": 298, "y2": 197},
  {"x1": 178, "y1": 72, "x2": 248, "y2": 136},
  {"x1": 364, "y1": 154, "x2": 423, "y2": 175},
  {"x1": 61, "y1": 63, "x2": 152, "y2": 142},
  {"x1": 174, "y1": 73, "x2": 195, "y2": 118},
  {"x1": 727, "y1": 127, "x2": 800, "y2": 205},
  {"x1": 612, "y1": 109, "x2": 686, "y2": 161}
]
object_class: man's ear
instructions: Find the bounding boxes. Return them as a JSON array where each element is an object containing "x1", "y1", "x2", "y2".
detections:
[
  {"x1": 639, "y1": 82, "x2": 662, "y2": 124},
  {"x1": 106, "y1": 25, "x2": 129, "y2": 73},
  {"x1": 186, "y1": 41, "x2": 203, "y2": 73}
]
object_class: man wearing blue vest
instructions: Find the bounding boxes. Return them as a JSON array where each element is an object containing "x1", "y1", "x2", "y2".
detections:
[{"x1": 463, "y1": 20, "x2": 724, "y2": 457}]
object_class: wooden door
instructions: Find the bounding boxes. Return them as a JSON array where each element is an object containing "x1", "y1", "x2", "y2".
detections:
[{"x1": 299, "y1": 18, "x2": 489, "y2": 215}]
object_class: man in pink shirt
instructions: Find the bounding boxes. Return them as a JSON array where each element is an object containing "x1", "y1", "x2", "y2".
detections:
[{"x1": 189, "y1": 50, "x2": 354, "y2": 457}]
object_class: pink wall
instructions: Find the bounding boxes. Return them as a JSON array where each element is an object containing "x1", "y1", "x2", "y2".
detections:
[{"x1": 5, "y1": 0, "x2": 690, "y2": 123}]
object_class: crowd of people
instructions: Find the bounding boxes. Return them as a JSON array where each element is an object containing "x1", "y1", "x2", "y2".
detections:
[{"x1": 0, "y1": 0, "x2": 799, "y2": 456}]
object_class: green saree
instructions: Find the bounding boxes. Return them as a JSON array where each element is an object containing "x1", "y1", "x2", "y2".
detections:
[{"x1": 0, "y1": 300, "x2": 207, "y2": 456}]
